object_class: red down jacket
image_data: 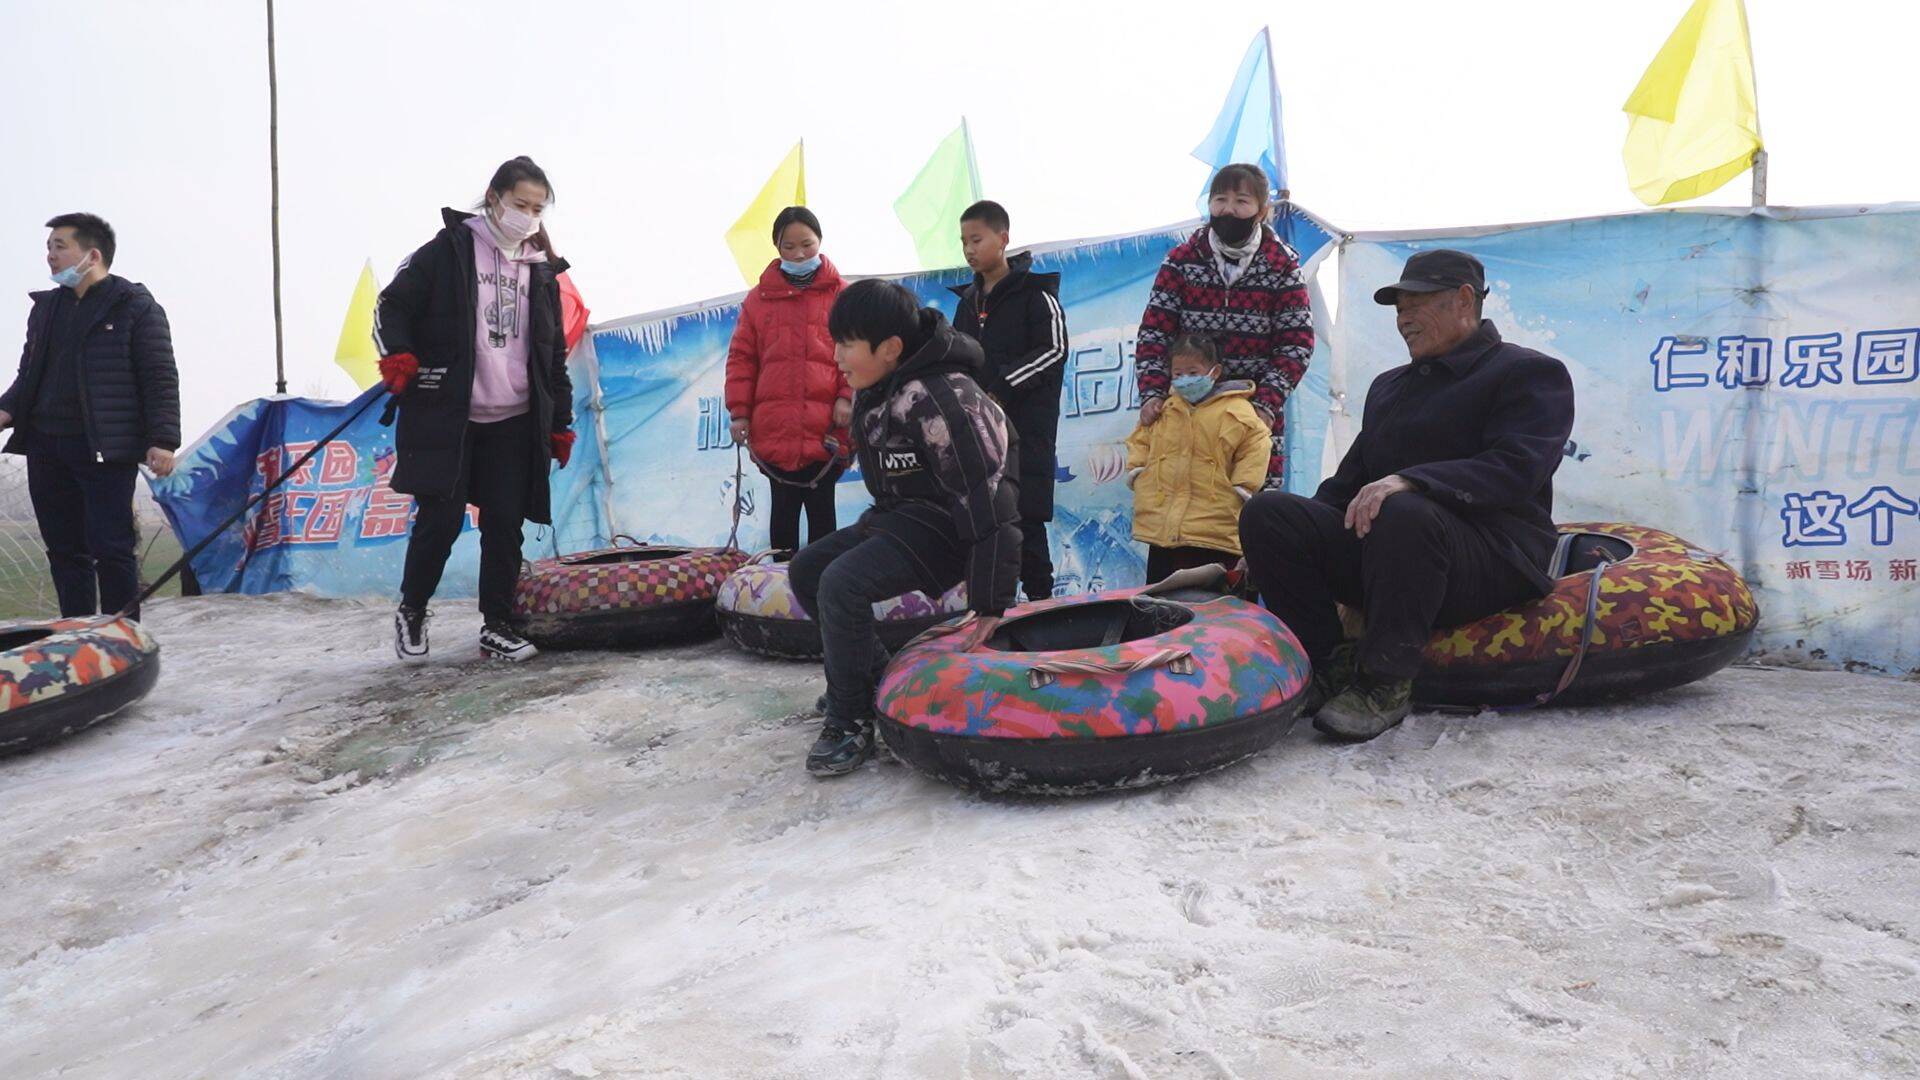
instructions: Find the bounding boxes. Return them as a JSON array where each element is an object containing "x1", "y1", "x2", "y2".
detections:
[{"x1": 724, "y1": 256, "x2": 851, "y2": 473}]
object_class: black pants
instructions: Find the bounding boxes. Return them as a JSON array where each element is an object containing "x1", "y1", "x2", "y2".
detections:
[
  {"x1": 400, "y1": 413, "x2": 533, "y2": 624},
  {"x1": 25, "y1": 434, "x2": 141, "y2": 619},
  {"x1": 1239, "y1": 491, "x2": 1541, "y2": 679},
  {"x1": 1145, "y1": 544, "x2": 1238, "y2": 585},
  {"x1": 1019, "y1": 518, "x2": 1053, "y2": 601},
  {"x1": 790, "y1": 522, "x2": 951, "y2": 722},
  {"x1": 764, "y1": 461, "x2": 842, "y2": 552}
]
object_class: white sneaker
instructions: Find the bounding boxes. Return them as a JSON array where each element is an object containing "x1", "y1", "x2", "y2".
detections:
[
  {"x1": 480, "y1": 622, "x2": 539, "y2": 662},
  {"x1": 394, "y1": 605, "x2": 430, "y2": 663}
]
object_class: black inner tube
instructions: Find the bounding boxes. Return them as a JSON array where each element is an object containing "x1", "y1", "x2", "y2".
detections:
[
  {"x1": 561, "y1": 548, "x2": 695, "y2": 567},
  {"x1": 1561, "y1": 532, "x2": 1633, "y2": 574},
  {"x1": 986, "y1": 599, "x2": 1193, "y2": 652},
  {"x1": 0, "y1": 628, "x2": 54, "y2": 651}
]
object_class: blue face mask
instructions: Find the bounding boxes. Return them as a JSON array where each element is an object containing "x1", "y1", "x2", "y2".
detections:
[
  {"x1": 1172, "y1": 373, "x2": 1216, "y2": 404},
  {"x1": 50, "y1": 252, "x2": 93, "y2": 289},
  {"x1": 780, "y1": 254, "x2": 823, "y2": 277}
]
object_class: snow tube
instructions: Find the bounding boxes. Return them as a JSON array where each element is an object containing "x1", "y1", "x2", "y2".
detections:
[
  {"x1": 1, "y1": 615, "x2": 160, "y2": 757},
  {"x1": 512, "y1": 541, "x2": 749, "y2": 649},
  {"x1": 876, "y1": 574, "x2": 1309, "y2": 795},
  {"x1": 1415, "y1": 522, "x2": 1759, "y2": 708},
  {"x1": 715, "y1": 550, "x2": 968, "y2": 660}
]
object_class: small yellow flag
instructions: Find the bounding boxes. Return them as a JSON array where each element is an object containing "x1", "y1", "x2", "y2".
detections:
[
  {"x1": 334, "y1": 260, "x2": 381, "y2": 390},
  {"x1": 1622, "y1": 0, "x2": 1763, "y2": 206},
  {"x1": 725, "y1": 140, "x2": 807, "y2": 284}
]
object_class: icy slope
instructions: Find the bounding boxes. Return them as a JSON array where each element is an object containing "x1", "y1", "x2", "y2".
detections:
[{"x1": 1, "y1": 594, "x2": 1915, "y2": 1079}]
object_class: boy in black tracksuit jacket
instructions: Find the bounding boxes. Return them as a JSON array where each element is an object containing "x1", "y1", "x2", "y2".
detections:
[
  {"x1": 953, "y1": 201, "x2": 1067, "y2": 601},
  {"x1": 789, "y1": 279, "x2": 1022, "y2": 778}
]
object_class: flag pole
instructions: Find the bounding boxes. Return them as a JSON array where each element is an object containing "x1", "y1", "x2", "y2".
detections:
[
  {"x1": 1742, "y1": 0, "x2": 1766, "y2": 207},
  {"x1": 266, "y1": 0, "x2": 287, "y2": 394},
  {"x1": 1260, "y1": 25, "x2": 1289, "y2": 203},
  {"x1": 961, "y1": 116, "x2": 983, "y2": 199}
]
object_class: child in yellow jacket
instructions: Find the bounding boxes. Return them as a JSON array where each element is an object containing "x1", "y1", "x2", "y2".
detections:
[{"x1": 1125, "y1": 334, "x2": 1272, "y2": 583}]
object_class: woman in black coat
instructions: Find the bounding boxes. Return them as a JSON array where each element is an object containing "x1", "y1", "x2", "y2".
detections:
[{"x1": 373, "y1": 156, "x2": 575, "y2": 663}]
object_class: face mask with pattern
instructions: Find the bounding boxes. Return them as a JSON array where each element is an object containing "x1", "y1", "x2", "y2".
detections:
[{"x1": 1172, "y1": 373, "x2": 1217, "y2": 404}]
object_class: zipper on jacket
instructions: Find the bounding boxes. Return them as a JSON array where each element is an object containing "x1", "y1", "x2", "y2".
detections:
[
  {"x1": 451, "y1": 227, "x2": 481, "y2": 481},
  {"x1": 74, "y1": 293, "x2": 109, "y2": 462}
]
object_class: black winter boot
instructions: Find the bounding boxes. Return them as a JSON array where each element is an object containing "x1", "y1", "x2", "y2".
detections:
[
  {"x1": 1297, "y1": 643, "x2": 1358, "y2": 719},
  {"x1": 1313, "y1": 669, "x2": 1413, "y2": 741}
]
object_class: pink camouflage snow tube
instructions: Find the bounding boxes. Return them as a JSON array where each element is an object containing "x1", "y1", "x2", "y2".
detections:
[{"x1": 875, "y1": 581, "x2": 1310, "y2": 795}]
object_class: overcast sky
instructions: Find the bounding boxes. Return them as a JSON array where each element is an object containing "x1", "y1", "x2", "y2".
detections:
[{"x1": 3, "y1": 0, "x2": 1914, "y2": 437}]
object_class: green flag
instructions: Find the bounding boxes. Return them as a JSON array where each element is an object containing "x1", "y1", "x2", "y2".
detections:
[{"x1": 893, "y1": 120, "x2": 981, "y2": 270}]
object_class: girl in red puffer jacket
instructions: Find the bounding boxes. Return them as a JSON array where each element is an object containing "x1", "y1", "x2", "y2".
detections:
[{"x1": 725, "y1": 206, "x2": 851, "y2": 551}]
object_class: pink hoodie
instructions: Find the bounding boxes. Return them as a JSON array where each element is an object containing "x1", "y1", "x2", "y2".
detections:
[{"x1": 464, "y1": 215, "x2": 546, "y2": 423}]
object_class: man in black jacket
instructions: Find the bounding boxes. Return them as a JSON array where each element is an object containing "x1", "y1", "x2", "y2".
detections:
[
  {"x1": 1, "y1": 213, "x2": 181, "y2": 620},
  {"x1": 953, "y1": 200, "x2": 1066, "y2": 601},
  {"x1": 790, "y1": 279, "x2": 1022, "y2": 778},
  {"x1": 1240, "y1": 250, "x2": 1575, "y2": 740}
]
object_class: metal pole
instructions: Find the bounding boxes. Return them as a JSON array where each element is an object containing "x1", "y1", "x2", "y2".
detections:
[
  {"x1": 1740, "y1": 0, "x2": 1766, "y2": 208},
  {"x1": 1260, "y1": 25, "x2": 1287, "y2": 200},
  {"x1": 267, "y1": 0, "x2": 287, "y2": 394},
  {"x1": 961, "y1": 116, "x2": 982, "y2": 199}
]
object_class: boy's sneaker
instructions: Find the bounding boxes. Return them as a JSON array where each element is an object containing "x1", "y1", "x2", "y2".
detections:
[
  {"x1": 1313, "y1": 670, "x2": 1414, "y2": 741},
  {"x1": 394, "y1": 605, "x2": 431, "y2": 663},
  {"x1": 806, "y1": 717, "x2": 874, "y2": 777},
  {"x1": 480, "y1": 621, "x2": 539, "y2": 662}
]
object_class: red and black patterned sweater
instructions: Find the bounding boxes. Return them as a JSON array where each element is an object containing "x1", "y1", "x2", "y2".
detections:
[{"x1": 1134, "y1": 225, "x2": 1314, "y2": 480}]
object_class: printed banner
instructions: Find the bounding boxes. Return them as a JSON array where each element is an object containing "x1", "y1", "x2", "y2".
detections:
[
  {"x1": 586, "y1": 210, "x2": 1336, "y2": 597},
  {"x1": 149, "y1": 371, "x2": 609, "y2": 598},
  {"x1": 157, "y1": 201, "x2": 1919, "y2": 677},
  {"x1": 1335, "y1": 206, "x2": 1920, "y2": 673}
]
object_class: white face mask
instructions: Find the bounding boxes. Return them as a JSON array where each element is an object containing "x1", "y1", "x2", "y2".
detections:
[{"x1": 490, "y1": 202, "x2": 539, "y2": 245}]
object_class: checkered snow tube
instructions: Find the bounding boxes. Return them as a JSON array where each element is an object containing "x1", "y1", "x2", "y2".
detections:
[{"x1": 511, "y1": 542, "x2": 750, "y2": 650}]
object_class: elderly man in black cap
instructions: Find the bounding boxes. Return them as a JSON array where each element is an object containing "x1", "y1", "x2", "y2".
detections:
[{"x1": 1239, "y1": 249, "x2": 1575, "y2": 740}]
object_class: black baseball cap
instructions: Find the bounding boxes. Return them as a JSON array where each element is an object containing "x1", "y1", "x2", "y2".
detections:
[{"x1": 1373, "y1": 249, "x2": 1487, "y2": 305}]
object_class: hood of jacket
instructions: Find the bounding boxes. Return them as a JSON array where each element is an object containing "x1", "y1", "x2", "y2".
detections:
[{"x1": 888, "y1": 308, "x2": 984, "y2": 389}]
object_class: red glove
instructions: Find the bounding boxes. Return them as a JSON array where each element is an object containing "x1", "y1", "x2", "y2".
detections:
[
  {"x1": 378, "y1": 352, "x2": 418, "y2": 394},
  {"x1": 550, "y1": 429, "x2": 576, "y2": 468}
]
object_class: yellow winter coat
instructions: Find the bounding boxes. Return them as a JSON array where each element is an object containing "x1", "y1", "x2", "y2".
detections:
[{"x1": 1125, "y1": 381, "x2": 1271, "y2": 554}]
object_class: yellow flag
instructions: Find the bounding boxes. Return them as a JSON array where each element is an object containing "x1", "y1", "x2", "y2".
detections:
[
  {"x1": 725, "y1": 140, "x2": 807, "y2": 284},
  {"x1": 333, "y1": 260, "x2": 381, "y2": 390},
  {"x1": 1622, "y1": 0, "x2": 1763, "y2": 206}
]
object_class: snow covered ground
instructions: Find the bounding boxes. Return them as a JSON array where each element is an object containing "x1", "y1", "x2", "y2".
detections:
[{"x1": 2, "y1": 594, "x2": 1917, "y2": 1079}]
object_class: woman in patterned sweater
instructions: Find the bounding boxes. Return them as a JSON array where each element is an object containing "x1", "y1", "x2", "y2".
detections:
[{"x1": 1133, "y1": 163, "x2": 1314, "y2": 487}]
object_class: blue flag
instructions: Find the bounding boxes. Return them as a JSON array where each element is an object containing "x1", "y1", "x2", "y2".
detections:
[{"x1": 1192, "y1": 28, "x2": 1288, "y2": 201}]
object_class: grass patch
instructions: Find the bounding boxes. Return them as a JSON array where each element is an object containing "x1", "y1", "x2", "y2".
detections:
[{"x1": 0, "y1": 519, "x2": 186, "y2": 622}]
